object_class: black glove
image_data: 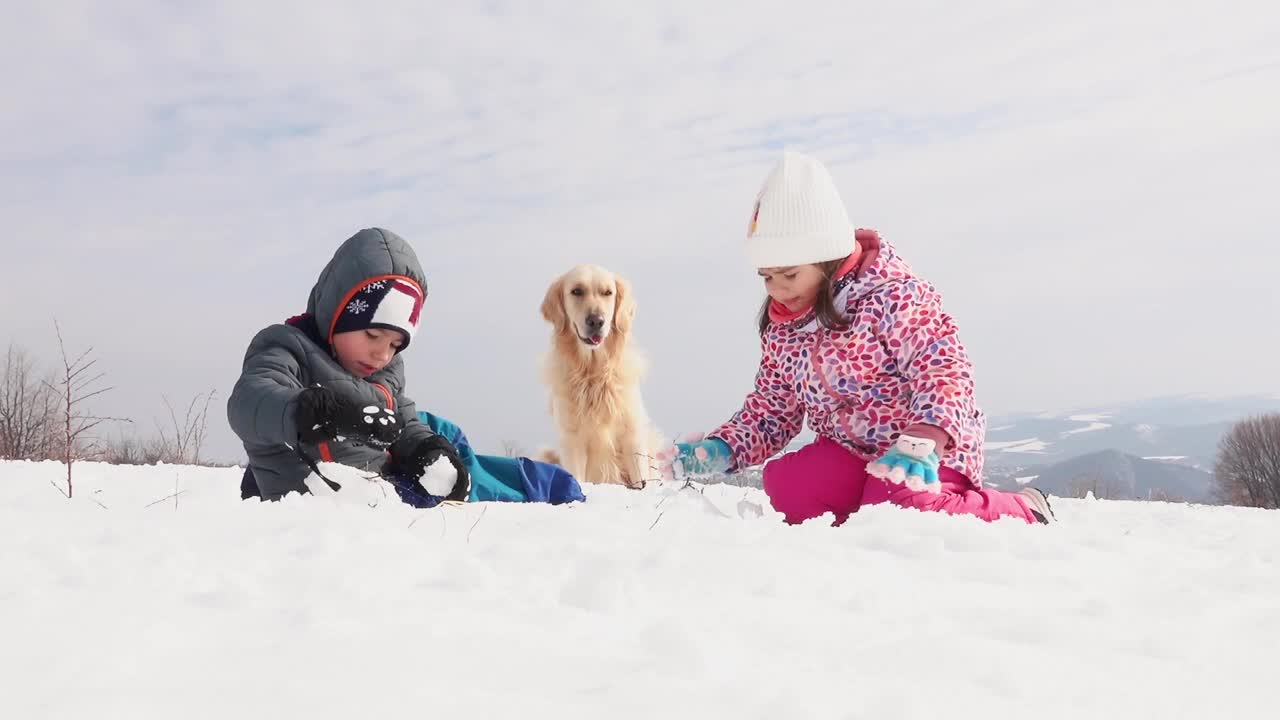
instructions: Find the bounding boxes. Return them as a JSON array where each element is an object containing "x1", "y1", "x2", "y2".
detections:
[
  {"x1": 295, "y1": 386, "x2": 400, "y2": 447},
  {"x1": 389, "y1": 434, "x2": 471, "y2": 502}
]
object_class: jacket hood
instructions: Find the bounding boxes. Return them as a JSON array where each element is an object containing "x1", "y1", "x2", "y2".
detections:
[{"x1": 306, "y1": 228, "x2": 428, "y2": 347}]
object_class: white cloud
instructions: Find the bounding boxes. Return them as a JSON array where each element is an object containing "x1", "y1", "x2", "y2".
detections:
[{"x1": 2, "y1": 1, "x2": 1278, "y2": 462}]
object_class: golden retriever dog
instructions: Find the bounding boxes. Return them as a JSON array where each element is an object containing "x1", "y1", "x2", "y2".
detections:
[{"x1": 539, "y1": 265, "x2": 664, "y2": 489}]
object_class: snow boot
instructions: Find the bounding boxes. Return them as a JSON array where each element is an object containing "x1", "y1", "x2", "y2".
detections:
[{"x1": 1018, "y1": 487, "x2": 1056, "y2": 524}]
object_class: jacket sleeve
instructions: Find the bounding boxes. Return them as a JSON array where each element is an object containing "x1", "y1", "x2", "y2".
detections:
[
  {"x1": 226, "y1": 329, "x2": 306, "y2": 448},
  {"x1": 873, "y1": 278, "x2": 979, "y2": 453},
  {"x1": 377, "y1": 367, "x2": 441, "y2": 472},
  {"x1": 244, "y1": 444, "x2": 313, "y2": 501},
  {"x1": 392, "y1": 386, "x2": 437, "y2": 450},
  {"x1": 707, "y1": 332, "x2": 805, "y2": 470}
]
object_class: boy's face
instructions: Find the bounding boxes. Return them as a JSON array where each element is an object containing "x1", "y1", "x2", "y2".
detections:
[{"x1": 331, "y1": 328, "x2": 403, "y2": 377}]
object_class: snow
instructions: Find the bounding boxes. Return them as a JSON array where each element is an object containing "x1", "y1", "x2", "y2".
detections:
[
  {"x1": 1062, "y1": 422, "x2": 1111, "y2": 435},
  {"x1": 1062, "y1": 421, "x2": 1111, "y2": 435},
  {"x1": 985, "y1": 438, "x2": 1050, "y2": 453},
  {"x1": 1015, "y1": 474, "x2": 1040, "y2": 485},
  {"x1": 1143, "y1": 456, "x2": 1189, "y2": 461},
  {"x1": 3, "y1": 460, "x2": 1279, "y2": 719},
  {"x1": 1061, "y1": 413, "x2": 1112, "y2": 435}
]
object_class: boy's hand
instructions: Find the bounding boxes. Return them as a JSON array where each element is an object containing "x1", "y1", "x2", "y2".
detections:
[
  {"x1": 295, "y1": 386, "x2": 399, "y2": 447},
  {"x1": 389, "y1": 434, "x2": 471, "y2": 502}
]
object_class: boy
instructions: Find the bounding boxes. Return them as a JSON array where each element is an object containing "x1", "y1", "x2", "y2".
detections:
[{"x1": 227, "y1": 227, "x2": 469, "y2": 505}]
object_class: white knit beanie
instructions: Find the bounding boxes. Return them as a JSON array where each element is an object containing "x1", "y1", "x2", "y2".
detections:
[{"x1": 744, "y1": 151, "x2": 855, "y2": 268}]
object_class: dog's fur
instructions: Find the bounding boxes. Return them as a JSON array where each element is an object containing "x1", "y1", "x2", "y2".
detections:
[{"x1": 538, "y1": 264, "x2": 664, "y2": 489}]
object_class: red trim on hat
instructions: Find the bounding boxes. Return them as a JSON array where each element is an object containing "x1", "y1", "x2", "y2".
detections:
[{"x1": 326, "y1": 274, "x2": 425, "y2": 347}]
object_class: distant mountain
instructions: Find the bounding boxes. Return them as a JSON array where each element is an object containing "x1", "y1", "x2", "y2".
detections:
[
  {"x1": 702, "y1": 393, "x2": 1276, "y2": 501},
  {"x1": 985, "y1": 450, "x2": 1215, "y2": 503},
  {"x1": 983, "y1": 393, "x2": 1280, "y2": 473}
]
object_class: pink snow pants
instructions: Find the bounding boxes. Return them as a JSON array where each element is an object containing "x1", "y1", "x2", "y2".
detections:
[{"x1": 761, "y1": 437, "x2": 1037, "y2": 526}]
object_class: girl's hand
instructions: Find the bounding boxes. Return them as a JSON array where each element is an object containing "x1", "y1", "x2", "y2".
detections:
[
  {"x1": 867, "y1": 434, "x2": 941, "y2": 493},
  {"x1": 657, "y1": 433, "x2": 734, "y2": 481},
  {"x1": 656, "y1": 432, "x2": 702, "y2": 481}
]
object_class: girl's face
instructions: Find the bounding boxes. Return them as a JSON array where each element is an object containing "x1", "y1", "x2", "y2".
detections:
[
  {"x1": 758, "y1": 264, "x2": 827, "y2": 311},
  {"x1": 331, "y1": 328, "x2": 403, "y2": 377}
]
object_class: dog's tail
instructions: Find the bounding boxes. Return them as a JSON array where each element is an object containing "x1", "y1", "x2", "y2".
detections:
[{"x1": 535, "y1": 447, "x2": 561, "y2": 466}]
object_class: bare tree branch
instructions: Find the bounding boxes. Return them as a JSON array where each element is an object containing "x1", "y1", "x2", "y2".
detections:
[
  {"x1": 48, "y1": 318, "x2": 131, "y2": 497},
  {"x1": 1213, "y1": 414, "x2": 1280, "y2": 509},
  {"x1": 154, "y1": 390, "x2": 217, "y2": 465},
  {"x1": 1, "y1": 344, "x2": 61, "y2": 460}
]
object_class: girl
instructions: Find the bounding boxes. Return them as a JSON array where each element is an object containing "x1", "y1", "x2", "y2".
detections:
[{"x1": 663, "y1": 152, "x2": 1055, "y2": 526}]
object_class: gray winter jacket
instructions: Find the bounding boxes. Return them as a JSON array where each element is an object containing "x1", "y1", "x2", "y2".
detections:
[{"x1": 227, "y1": 228, "x2": 437, "y2": 500}]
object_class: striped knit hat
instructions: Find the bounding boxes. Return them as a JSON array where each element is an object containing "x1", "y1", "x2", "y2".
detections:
[{"x1": 331, "y1": 277, "x2": 425, "y2": 351}]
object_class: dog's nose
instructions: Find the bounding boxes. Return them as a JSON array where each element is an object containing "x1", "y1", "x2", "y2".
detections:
[{"x1": 585, "y1": 314, "x2": 605, "y2": 333}]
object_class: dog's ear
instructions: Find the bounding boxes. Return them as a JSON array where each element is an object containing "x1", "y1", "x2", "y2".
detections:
[
  {"x1": 540, "y1": 276, "x2": 568, "y2": 334},
  {"x1": 612, "y1": 275, "x2": 636, "y2": 334}
]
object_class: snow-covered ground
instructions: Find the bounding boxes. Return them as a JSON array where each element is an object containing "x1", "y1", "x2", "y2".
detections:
[{"x1": 3, "y1": 460, "x2": 1278, "y2": 719}]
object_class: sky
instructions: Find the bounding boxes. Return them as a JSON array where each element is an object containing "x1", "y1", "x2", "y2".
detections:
[{"x1": 2, "y1": 1, "x2": 1278, "y2": 463}]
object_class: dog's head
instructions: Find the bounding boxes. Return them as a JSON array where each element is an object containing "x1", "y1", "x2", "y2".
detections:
[{"x1": 541, "y1": 264, "x2": 635, "y2": 352}]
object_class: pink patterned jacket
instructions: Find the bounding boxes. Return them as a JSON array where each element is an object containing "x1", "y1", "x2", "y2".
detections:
[{"x1": 708, "y1": 232, "x2": 987, "y2": 484}]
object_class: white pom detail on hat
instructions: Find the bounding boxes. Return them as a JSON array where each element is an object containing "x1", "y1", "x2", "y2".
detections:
[{"x1": 745, "y1": 151, "x2": 855, "y2": 268}]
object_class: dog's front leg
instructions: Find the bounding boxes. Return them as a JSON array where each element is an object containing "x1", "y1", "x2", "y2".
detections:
[
  {"x1": 560, "y1": 442, "x2": 591, "y2": 486},
  {"x1": 617, "y1": 425, "x2": 651, "y2": 490}
]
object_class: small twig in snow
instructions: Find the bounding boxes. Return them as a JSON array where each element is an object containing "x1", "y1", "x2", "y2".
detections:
[
  {"x1": 409, "y1": 506, "x2": 450, "y2": 539},
  {"x1": 648, "y1": 511, "x2": 665, "y2": 531},
  {"x1": 144, "y1": 490, "x2": 188, "y2": 509},
  {"x1": 467, "y1": 505, "x2": 488, "y2": 543},
  {"x1": 83, "y1": 489, "x2": 110, "y2": 510},
  {"x1": 360, "y1": 470, "x2": 390, "y2": 508}
]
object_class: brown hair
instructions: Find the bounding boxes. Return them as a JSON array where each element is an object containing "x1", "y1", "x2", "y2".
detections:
[{"x1": 757, "y1": 258, "x2": 852, "y2": 334}]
